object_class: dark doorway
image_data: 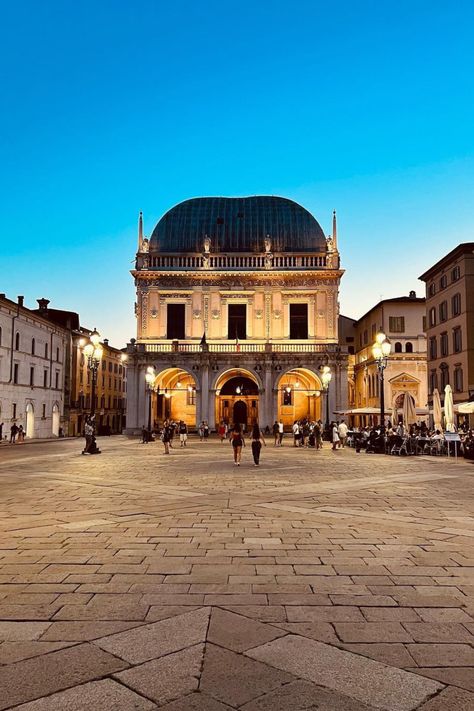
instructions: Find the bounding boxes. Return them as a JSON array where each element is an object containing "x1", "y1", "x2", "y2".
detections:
[
  {"x1": 233, "y1": 400, "x2": 247, "y2": 425},
  {"x1": 167, "y1": 304, "x2": 185, "y2": 339},
  {"x1": 290, "y1": 303, "x2": 308, "y2": 339},
  {"x1": 228, "y1": 304, "x2": 246, "y2": 340}
]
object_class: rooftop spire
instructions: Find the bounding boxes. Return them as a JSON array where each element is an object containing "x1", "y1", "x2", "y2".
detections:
[
  {"x1": 332, "y1": 210, "x2": 338, "y2": 251},
  {"x1": 138, "y1": 211, "x2": 143, "y2": 251}
]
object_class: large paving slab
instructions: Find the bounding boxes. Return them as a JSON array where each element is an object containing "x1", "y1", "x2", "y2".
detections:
[{"x1": 0, "y1": 436, "x2": 473, "y2": 709}]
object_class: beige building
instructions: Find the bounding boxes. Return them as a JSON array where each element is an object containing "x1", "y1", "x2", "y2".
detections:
[
  {"x1": 125, "y1": 196, "x2": 349, "y2": 432},
  {"x1": 419, "y1": 243, "x2": 474, "y2": 426},
  {"x1": 351, "y1": 292, "x2": 427, "y2": 427}
]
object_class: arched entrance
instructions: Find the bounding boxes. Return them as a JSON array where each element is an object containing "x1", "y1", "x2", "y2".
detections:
[
  {"x1": 277, "y1": 368, "x2": 323, "y2": 428},
  {"x1": 52, "y1": 403, "x2": 60, "y2": 436},
  {"x1": 215, "y1": 369, "x2": 260, "y2": 430},
  {"x1": 233, "y1": 400, "x2": 248, "y2": 425},
  {"x1": 26, "y1": 403, "x2": 35, "y2": 439},
  {"x1": 149, "y1": 367, "x2": 197, "y2": 428}
]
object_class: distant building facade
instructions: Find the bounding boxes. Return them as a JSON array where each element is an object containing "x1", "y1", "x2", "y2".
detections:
[
  {"x1": 419, "y1": 243, "x2": 474, "y2": 426},
  {"x1": 0, "y1": 294, "x2": 67, "y2": 439},
  {"x1": 125, "y1": 196, "x2": 349, "y2": 432},
  {"x1": 351, "y1": 292, "x2": 427, "y2": 427}
]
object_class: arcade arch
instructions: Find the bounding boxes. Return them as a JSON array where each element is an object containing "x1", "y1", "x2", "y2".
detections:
[
  {"x1": 149, "y1": 367, "x2": 197, "y2": 427},
  {"x1": 276, "y1": 368, "x2": 323, "y2": 427},
  {"x1": 52, "y1": 403, "x2": 60, "y2": 437},
  {"x1": 214, "y1": 368, "x2": 261, "y2": 429}
]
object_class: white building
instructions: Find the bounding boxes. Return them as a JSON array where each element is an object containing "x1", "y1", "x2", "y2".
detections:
[{"x1": 0, "y1": 294, "x2": 68, "y2": 439}]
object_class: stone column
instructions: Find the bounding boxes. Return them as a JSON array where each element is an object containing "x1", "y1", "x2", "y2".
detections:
[{"x1": 263, "y1": 367, "x2": 273, "y2": 429}]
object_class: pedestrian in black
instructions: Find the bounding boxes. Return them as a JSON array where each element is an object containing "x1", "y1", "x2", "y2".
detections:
[
  {"x1": 250, "y1": 422, "x2": 266, "y2": 466},
  {"x1": 10, "y1": 423, "x2": 18, "y2": 444}
]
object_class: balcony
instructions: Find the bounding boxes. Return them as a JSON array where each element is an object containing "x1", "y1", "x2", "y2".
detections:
[
  {"x1": 135, "y1": 253, "x2": 331, "y2": 271},
  {"x1": 138, "y1": 341, "x2": 344, "y2": 355}
]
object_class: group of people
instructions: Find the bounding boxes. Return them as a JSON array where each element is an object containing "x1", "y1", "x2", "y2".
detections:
[
  {"x1": 142, "y1": 419, "x2": 189, "y2": 453},
  {"x1": 0, "y1": 423, "x2": 26, "y2": 444}
]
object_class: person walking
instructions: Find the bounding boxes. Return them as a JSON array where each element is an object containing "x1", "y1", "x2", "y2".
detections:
[
  {"x1": 315, "y1": 421, "x2": 323, "y2": 449},
  {"x1": 218, "y1": 421, "x2": 226, "y2": 442},
  {"x1": 250, "y1": 422, "x2": 266, "y2": 466},
  {"x1": 178, "y1": 420, "x2": 188, "y2": 447},
  {"x1": 162, "y1": 421, "x2": 171, "y2": 454},
  {"x1": 272, "y1": 420, "x2": 279, "y2": 446},
  {"x1": 10, "y1": 423, "x2": 18, "y2": 444},
  {"x1": 17, "y1": 425, "x2": 25, "y2": 443},
  {"x1": 141, "y1": 426, "x2": 148, "y2": 444},
  {"x1": 278, "y1": 419, "x2": 284, "y2": 446},
  {"x1": 332, "y1": 422, "x2": 340, "y2": 451},
  {"x1": 338, "y1": 420, "x2": 348, "y2": 448},
  {"x1": 230, "y1": 423, "x2": 245, "y2": 466},
  {"x1": 292, "y1": 421, "x2": 300, "y2": 447},
  {"x1": 203, "y1": 421, "x2": 210, "y2": 439},
  {"x1": 198, "y1": 421, "x2": 205, "y2": 441}
]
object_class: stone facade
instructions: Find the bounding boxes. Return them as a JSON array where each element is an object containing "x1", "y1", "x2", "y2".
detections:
[
  {"x1": 125, "y1": 198, "x2": 349, "y2": 433},
  {"x1": 0, "y1": 294, "x2": 68, "y2": 439},
  {"x1": 351, "y1": 293, "x2": 428, "y2": 426}
]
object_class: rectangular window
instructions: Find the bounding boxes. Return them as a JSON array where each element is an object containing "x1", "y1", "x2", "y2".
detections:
[
  {"x1": 55, "y1": 372, "x2": 59, "y2": 389},
  {"x1": 371, "y1": 324, "x2": 376, "y2": 339},
  {"x1": 428, "y1": 283, "x2": 436, "y2": 297},
  {"x1": 45, "y1": 343, "x2": 48, "y2": 358},
  {"x1": 363, "y1": 329, "x2": 368, "y2": 345},
  {"x1": 452, "y1": 265, "x2": 461, "y2": 282},
  {"x1": 13, "y1": 363, "x2": 19, "y2": 384},
  {"x1": 228, "y1": 303, "x2": 247, "y2": 340},
  {"x1": 440, "y1": 332, "x2": 448, "y2": 357},
  {"x1": 429, "y1": 370, "x2": 437, "y2": 395},
  {"x1": 167, "y1": 303, "x2": 186, "y2": 339},
  {"x1": 452, "y1": 293, "x2": 461, "y2": 317},
  {"x1": 30, "y1": 366, "x2": 34, "y2": 386},
  {"x1": 454, "y1": 367, "x2": 463, "y2": 392},
  {"x1": 429, "y1": 337, "x2": 437, "y2": 360},
  {"x1": 43, "y1": 370, "x2": 48, "y2": 387},
  {"x1": 440, "y1": 274, "x2": 447, "y2": 289},
  {"x1": 453, "y1": 327, "x2": 462, "y2": 353},
  {"x1": 12, "y1": 403, "x2": 17, "y2": 419},
  {"x1": 440, "y1": 366, "x2": 449, "y2": 390},
  {"x1": 389, "y1": 316, "x2": 405, "y2": 333},
  {"x1": 429, "y1": 308, "x2": 436, "y2": 327},
  {"x1": 56, "y1": 347, "x2": 59, "y2": 361},
  {"x1": 187, "y1": 388, "x2": 196, "y2": 405},
  {"x1": 282, "y1": 389, "x2": 292, "y2": 406},
  {"x1": 289, "y1": 303, "x2": 308, "y2": 339},
  {"x1": 42, "y1": 404, "x2": 46, "y2": 418},
  {"x1": 439, "y1": 301, "x2": 448, "y2": 322}
]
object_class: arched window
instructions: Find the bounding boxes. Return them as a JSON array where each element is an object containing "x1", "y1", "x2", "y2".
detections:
[
  {"x1": 31, "y1": 338, "x2": 35, "y2": 355},
  {"x1": 394, "y1": 342, "x2": 402, "y2": 353},
  {"x1": 15, "y1": 332, "x2": 20, "y2": 350},
  {"x1": 440, "y1": 362, "x2": 449, "y2": 390},
  {"x1": 405, "y1": 342, "x2": 413, "y2": 353}
]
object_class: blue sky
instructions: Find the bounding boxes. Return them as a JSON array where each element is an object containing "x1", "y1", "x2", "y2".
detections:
[{"x1": 1, "y1": 0, "x2": 473, "y2": 346}]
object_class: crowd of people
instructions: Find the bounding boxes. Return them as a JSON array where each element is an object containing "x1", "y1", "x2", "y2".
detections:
[{"x1": 0, "y1": 422, "x2": 26, "y2": 444}]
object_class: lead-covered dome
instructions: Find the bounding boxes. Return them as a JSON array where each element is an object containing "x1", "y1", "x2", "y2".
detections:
[{"x1": 149, "y1": 196, "x2": 327, "y2": 253}]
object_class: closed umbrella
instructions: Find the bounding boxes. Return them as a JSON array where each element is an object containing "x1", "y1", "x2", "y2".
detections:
[
  {"x1": 403, "y1": 392, "x2": 417, "y2": 427},
  {"x1": 433, "y1": 388, "x2": 442, "y2": 432},
  {"x1": 391, "y1": 401, "x2": 398, "y2": 428},
  {"x1": 444, "y1": 384, "x2": 455, "y2": 432}
]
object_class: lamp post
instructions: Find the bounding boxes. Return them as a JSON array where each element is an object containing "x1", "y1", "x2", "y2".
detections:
[
  {"x1": 80, "y1": 329, "x2": 103, "y2": 455},
  {"x1": 145, "y1": 366, "x2": 156, "y2": 434},
  {"x1": 372, "y1": 332, "x2": 391, "y2": 431},
  {"x1": 82, "y1": 329, "x2": 103, "y2": 418},
  {"x1": 321, "y1": 365, "x2": 332, "y2": 440}
]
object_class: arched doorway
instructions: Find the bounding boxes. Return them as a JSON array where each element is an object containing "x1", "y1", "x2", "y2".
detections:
[
  {"x1": 26, "y1": 403, "x2": 35, "y2": 439},
  {"x1": 215, "y1": 369, "x2": 260, "y2": 430},
  {"x1": 149, "y1": 367, "x2": 197, "y2": 428},
  {"x1": 233, "y1": 400, "x2": 248, "y2": 425},
  {"x1": 277, "y1": 368, "x2": 323, "y2": 428},
  {"x1": 52, "y1": 403, "x2": 60, "y2": 437}
]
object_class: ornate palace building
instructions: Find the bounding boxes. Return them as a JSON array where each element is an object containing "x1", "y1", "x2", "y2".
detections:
[{"x1": 125, "y1": 196, "x2": 349, "y2": 432}]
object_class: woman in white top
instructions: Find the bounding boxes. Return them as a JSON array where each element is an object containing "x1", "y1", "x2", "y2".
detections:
[{"x1": 332, "y1": 422, "x2": 340, "y2": 451}]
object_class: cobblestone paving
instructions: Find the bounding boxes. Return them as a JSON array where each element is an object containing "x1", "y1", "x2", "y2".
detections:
[{"x1": 0, "y1": 436, "x2": 473, "y2": 709}]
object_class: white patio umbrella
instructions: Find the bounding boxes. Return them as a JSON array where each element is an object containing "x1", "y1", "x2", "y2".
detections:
[
  {"x1": 432, "y1": 388, "x2": 443, "y2": 432},
  {"x1": 402, "y1": 392, "x2": 417, "y2": 427},
  {"x1": 444, "y1": 384, "x2": 455, "y2": 432}
]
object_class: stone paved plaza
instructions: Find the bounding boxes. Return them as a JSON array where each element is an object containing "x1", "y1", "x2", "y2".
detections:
[{"x1": 0, "y1": 436, "x2": 473, "y2": 710}]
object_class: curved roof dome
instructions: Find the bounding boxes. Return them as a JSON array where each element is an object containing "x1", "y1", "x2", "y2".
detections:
[{"x1": 149, "y1": 196, "x2": 327, "y2": 253}]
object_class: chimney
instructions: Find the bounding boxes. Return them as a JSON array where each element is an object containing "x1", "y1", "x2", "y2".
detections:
[
  {"x1": 103, "y1": 338, "x2": 109, "y2": 346},
  {"x1": 37, "y1": 298, "x2": 50, "y2": 311},
  {"x1": 17, "y1": 295, "x2": 24, "y2": 307},
  {"x1": 409, "y1": 290, "x2": 416, "y2": 299},
  {"x1": 0, "y1": 293, "x2": 5, "y2": 299}
]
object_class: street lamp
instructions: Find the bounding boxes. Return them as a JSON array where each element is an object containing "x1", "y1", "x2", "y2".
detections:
[
  {"x1": 81, "y1": 329, "x2": 103, "y2": 418},
  {"x1": 321, "y1": 365, "x2": 332, "y2": 440},
  {"x1": 372, "y1": 332, "x2": 391, "y2": 431},
  {"x1": 145, "y1": 366, "x2": 156, "y2": 433}
]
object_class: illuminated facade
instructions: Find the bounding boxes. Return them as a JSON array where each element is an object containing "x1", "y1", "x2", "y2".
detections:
[{"x1": 125, "y1": 196, "x2": 349, "y2": 432}]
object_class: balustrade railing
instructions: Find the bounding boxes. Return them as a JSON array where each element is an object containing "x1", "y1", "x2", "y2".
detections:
[
  {"x1": 143, "y1": 253, "x2": 328, "y2": 270},
  {"x1": 142, "y1": 341, "x2": 339, "y2": 354}
]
